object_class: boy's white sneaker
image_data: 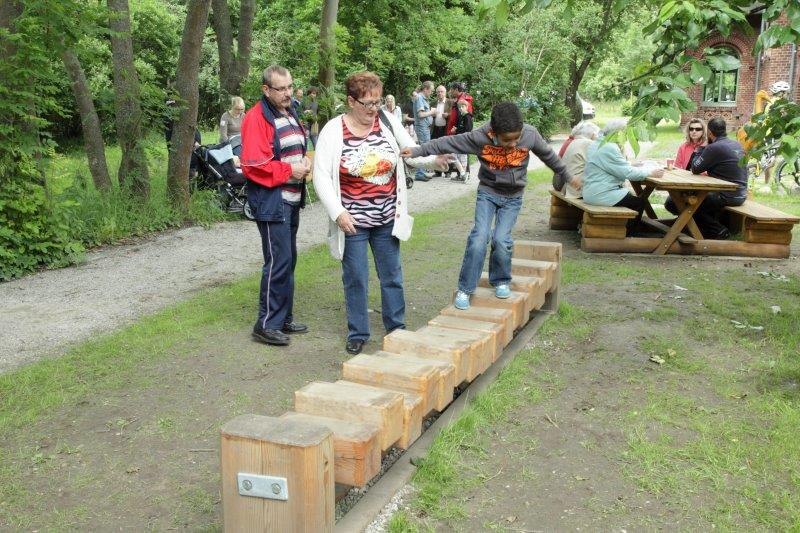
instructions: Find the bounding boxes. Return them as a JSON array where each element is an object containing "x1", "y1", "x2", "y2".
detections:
[
  {"x1": 454, "y1": 290, "x2": 470, "y2": 310},
  {"x1": 495, "y1": 284, "x2": 511, "y2": 299}
]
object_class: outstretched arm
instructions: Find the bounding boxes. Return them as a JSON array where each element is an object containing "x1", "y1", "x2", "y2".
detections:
[{"x1": 405, "y1": 130, "x2": 484, "y2": 158}]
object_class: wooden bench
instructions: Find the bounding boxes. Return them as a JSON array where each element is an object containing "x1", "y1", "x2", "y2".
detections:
[
  {"x1": 725, "y1": 200, "x2": 800, "y2": 246},
  {"x1": 549, "y1": 190, "x2": 637, "y2": 239}
]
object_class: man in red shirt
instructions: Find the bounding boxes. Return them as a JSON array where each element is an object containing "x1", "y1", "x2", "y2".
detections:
[{"x1": 240, "y1": 65, "x2": 311, "y2": 346}]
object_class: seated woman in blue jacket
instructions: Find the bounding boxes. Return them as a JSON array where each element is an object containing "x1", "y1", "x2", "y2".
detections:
[{"x1": 582, "y1": 119, "x2": 664, "y2": 234}]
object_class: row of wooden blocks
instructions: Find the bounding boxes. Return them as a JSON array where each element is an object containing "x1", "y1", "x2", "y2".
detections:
[{"x1": 220, "y1": 240, "x2": 562, "y2": 531}]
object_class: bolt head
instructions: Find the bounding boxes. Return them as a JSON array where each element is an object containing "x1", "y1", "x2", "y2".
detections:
[
  {"x1": 271, "y1": 483, "x2": 281, "y2": 494},
  {"x1": 242, "y1": 479, "x2": 253, "y2": 491}
]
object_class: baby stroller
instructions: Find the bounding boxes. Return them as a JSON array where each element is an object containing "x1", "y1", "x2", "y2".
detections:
[{"x1": 193, "y1": 135, "x2": 253, "y2": 220}]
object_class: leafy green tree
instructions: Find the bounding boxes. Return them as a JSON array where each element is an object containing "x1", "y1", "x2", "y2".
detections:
[
  {"x1": 210, "y1": 0, "x2": 256, "y2": 98},
  {"x1": 581, "y1": 12, "x2": 658, "y2": 101},
  {"x1": 108, "y1": 0, "x2": 151, "y2": 198},
  {"x1": 0, "y1": 0, "x2": 84, "y2": 279},
  {"x1": 167, "y1": 0, "x2": 212, "y2": 213},
  {"x1": 61, "y1": 46, "x2": 112, "y2": 192},
  {"x1": 447, "y1": 7, "x2": 573, "y2": 135},
  {"x1": 481, "y1": 0, "x2": 800, "y2": 162},
  {"x1": 318, "y1": 0, "x2": 339, "y2": 89}
]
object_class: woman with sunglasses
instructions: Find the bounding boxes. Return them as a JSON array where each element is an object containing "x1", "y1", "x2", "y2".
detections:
[
  {"x1": 313, "y1": 71, "x2": 448, "y2": 355},
  {"x1": 675, "y1": 118, "x2": 706, "y2": 170}
]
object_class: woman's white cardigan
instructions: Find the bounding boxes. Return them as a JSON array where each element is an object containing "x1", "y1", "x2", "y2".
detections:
[{"x1": 313, "y1": 112, "x2": 439, "y2": 260}]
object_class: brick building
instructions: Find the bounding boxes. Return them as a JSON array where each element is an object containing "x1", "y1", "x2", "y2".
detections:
[{"x1": 682, "y1": 9, "x2": 799, "y2": 128}]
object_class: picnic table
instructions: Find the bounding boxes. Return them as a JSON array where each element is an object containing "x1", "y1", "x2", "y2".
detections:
[
  {"x1": 629, "y1": 168, "x2": 737, "y2": 255},
  {"x1": 551, "y1": 166, "x2": 799, "y2": 259}
]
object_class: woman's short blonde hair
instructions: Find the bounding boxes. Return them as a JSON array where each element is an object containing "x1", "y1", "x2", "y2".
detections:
[
  {"x1": 230, "y1": 96, "x2": 245, "y2": 113},
  {"x1": 684, "y1": 118, "x2": 706, "y2": 143},
  {"x1": 385, "y1": 94, "x2": 396, "y2": 105}
]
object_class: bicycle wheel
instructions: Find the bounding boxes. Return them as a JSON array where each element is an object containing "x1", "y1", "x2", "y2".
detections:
[{"x1": 776, "y1": 159, "x2": 800, "y2": 186}]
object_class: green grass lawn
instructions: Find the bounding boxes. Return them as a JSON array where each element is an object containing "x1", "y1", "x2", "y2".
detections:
[
  {"x1": 389, "y1": 135, "x2": 800, "y2": 532},
  {"x1": 4, "y1": 119, "x2": 799, "y2": 530}
]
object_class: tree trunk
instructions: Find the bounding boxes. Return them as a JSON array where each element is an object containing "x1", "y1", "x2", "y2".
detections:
[
  {"x1": 565, "y1": 55, "x2": 592, "y2": 126},
  {"x1": 61, "y1": 47, "x2": 112, "y2": 192},
  {"x1": 108, "y1": 0, "x2": 150, "y2": 198},
  {"x1": 167, "y1": 0, "x2": 212, "y2": 214},
  {"x1": 317, "y1": 0, "x2": 339, "y2": 89},
  {"x1": 211, "y1": 0, "x2": 256, "y2": 98}
]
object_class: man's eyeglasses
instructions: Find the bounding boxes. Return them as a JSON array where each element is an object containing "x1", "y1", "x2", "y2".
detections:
[
  {"x1": 688, "y1": 127, "x2": 703, "y2": 132},
  {"x1": 268, "y1": 84, "x2": 294, "y2": 93},
  {"x1": 354, "y1": 97, "x2": 384, "y2": 110}
]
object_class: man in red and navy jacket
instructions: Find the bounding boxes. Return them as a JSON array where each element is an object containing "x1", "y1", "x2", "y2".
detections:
[{"x1": 240, "y1": 65, "x2": 311, "y2": 346}]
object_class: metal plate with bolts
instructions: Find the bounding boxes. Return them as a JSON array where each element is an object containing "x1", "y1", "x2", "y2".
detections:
[{"x1": 237, "y1": 473, "x2": 289, "y2": 501}]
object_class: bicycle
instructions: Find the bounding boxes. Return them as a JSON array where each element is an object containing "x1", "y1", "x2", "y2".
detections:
[
  {"x1": 746, "y1": 141, "x2": 800, "y2": 189},
  {"x1": 775, "y1": 157, "x2": 800, "y2": 187},
  {"x1": 746, "y1": 142, "x2": 777, "y2": 186}
]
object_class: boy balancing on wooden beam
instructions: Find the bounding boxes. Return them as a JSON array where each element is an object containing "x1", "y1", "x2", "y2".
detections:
[{"x1": 401, "y1": 101, "x2": 574, "y2": 310}]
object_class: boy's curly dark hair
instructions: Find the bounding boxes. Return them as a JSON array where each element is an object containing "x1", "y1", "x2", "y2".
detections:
[{"x1": 490, "y1": 102, "x2": 523, "y2": 134}]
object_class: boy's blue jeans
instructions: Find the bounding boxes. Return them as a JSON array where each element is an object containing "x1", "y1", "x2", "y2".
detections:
[
  {"x1": 458, "y1": 189, "x2": 522, "y2": 294},
  {"x1": 342, "y1": 222, "x2": 405, "y2": 342}
]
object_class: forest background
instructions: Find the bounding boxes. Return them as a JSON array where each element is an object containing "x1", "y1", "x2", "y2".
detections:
[{"x1": 1, "y1": 0, "x2": 797, "y2": 281}]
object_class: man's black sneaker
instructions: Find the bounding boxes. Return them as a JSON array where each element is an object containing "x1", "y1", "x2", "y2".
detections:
[
  {"x1": 714, "y1": 228, "x2": 731, "y2": 240},
  {"x1": 282, "y1": 322, "x2": 308, "y2": 334},
  {"x1": 252, "y1": 327, "x2": 290, "y2": 346},
  {"x1": 345, "y1": 339, "x2": 366, "y2": 355}
]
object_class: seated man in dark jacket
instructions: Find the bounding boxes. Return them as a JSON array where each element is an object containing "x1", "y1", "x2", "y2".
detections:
[{"x1": 665, "y1": 116, "x2": 747, "y2": 240}]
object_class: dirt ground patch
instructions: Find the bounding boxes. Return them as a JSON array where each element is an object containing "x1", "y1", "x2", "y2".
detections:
[
  {"x1": 0, "y1": 194, "x2": 478, "y2": 530},
  {"x1": 2, "y1": 166, "x2": 799, "y2": 530},
  {"x1": 389, "y1": 186, "x2": 800, "y2": 531}
]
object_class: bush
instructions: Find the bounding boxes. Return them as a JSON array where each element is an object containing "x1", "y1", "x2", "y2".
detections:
[{"x1": 0, "y1": 158, "x2": 85, "y2": 281}]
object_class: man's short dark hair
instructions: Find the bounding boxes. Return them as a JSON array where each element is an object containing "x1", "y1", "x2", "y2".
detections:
[
  {"x1": 449, "y1": 81, "x2": 465, "y2": 92},
  {"x1": 490, "y1": 102, "x2": 524, "y2": 134},
  {"x1": 707, "y1": 117, "x2": 727, "y2": 137}
]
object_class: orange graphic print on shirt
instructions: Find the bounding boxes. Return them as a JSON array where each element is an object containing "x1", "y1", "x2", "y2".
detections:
[{"x1": 480, "y1": 145, "x2": 528, "y2": 170}]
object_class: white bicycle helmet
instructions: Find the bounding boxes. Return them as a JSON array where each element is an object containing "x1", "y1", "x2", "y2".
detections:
[{"x1": 770, "y1": 80, "x2": 790, "y2": 94}]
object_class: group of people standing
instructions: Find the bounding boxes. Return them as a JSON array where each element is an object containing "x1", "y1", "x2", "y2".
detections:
[
  {"x1": 409, "y1": 80, "x2": 474, "y2": 182},
  {"x1": 239, "y1": 64, "x2": 570, "y2": 356}
]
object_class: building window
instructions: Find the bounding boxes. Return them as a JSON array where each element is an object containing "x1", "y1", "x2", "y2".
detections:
[{"x1": 703, "y1": 47, "x2": 739, "y2": 105}]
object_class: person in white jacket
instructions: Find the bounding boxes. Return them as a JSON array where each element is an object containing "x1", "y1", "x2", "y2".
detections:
[{"x1": 313, "y1": 71, "x2": 447, "y2": 355}]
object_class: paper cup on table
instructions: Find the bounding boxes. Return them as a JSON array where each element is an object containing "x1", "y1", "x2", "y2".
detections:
[{"x1": 665, "y1": 158, "x2": 674, "y2": 170}]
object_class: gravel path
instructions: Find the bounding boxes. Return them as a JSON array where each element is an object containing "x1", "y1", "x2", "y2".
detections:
[{"x1": 3, "y1": 150, "x2": 564, "y2": 374}]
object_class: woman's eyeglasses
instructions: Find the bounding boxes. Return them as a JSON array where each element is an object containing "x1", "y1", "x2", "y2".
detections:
[
  {"x1": 688, "y1": 127, "x2": 703, "y2": 132},
  {"x1": 354, "y1": 97, "x2": 384, "y2": 110}
]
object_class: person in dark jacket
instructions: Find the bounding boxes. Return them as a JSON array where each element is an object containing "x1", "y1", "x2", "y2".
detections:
[
  {"x1": 446, "y1": 81, "x2": 473, "y2": 135},
  {"x1": 665, "y1": 116, "x2": 747, "y2": 240},
  {"x1": 240, "y1": 65, "x2": 311, "y2": 346},
  {"x1": 449, "y1": 99, "x2": 474, "y2": 180}
]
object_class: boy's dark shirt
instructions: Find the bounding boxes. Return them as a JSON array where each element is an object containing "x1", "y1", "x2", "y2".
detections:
[{"x1": 410, "y1": 122, "x2": 570, "y2": 197}]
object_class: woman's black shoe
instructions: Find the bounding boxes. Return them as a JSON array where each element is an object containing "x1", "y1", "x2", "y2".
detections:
[{"x1": 345, "y1": 339, "x2": 366, "y2": 355}]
